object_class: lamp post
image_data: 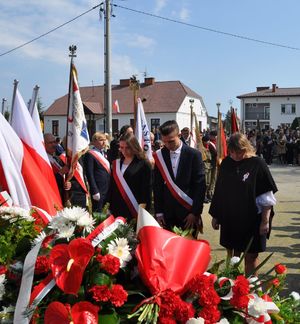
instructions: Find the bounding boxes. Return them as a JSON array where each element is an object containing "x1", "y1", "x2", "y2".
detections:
[
  {"x1": 189, "y1": 98, "x2": 194, "y2": 133},
  {"x1": 129, "y1": 75, "x2": 140, "y2": 131},
  {"x1": 216, "y1": 102, "x2": 221, "y2": 113}
]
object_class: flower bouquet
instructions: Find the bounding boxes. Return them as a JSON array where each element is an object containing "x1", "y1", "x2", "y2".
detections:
[{"x1": 0, "y1": 203, "x2": 299, "y2": 324}]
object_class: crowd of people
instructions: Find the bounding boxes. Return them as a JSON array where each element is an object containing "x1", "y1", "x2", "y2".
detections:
[{"x1": 44, "y1": 120, "x2": 280, "y2": 275}]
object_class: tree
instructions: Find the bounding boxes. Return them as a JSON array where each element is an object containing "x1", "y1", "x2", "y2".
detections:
[
  {"x1": 291, "y1": 117, "x2": 300, "y2": 130},
  {"x1": 36, "y1": 96, "x2": 45, "y2": 118},
  {"x1": 4, "y1": 111, "x2": 10, "y2": 121}
]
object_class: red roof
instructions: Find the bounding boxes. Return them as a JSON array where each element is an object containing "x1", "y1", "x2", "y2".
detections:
[{"x1": 44, "y1": 80, "x2": 204, "y2": 116}]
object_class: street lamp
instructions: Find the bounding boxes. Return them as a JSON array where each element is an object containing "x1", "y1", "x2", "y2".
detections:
[
  {"x1": 216, "y1": 102, "x2": 221, "y2": 113},
  {"x1": 189, "y1": 98, "x2": 194, "y2": 132},
  {"x1": 1, "y1": 98, "x2": 7, "y2": 115}
]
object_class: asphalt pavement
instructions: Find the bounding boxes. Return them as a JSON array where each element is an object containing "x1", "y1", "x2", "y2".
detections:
[{"x1": 201, "y1": 163, "x2": 300, "y2": 294}]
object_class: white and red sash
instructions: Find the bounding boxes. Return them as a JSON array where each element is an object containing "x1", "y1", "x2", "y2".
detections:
[
  {"x1": 153, "y1": 150, "x2": 193, "y2": 211},
  {"x1": 50, "y1": 153, "x2": 88, "y2": 194},
  {"x1": 88, "y1": 149, "x2": 111, "y2": 174},
  {"x1": 112, "y1": 159, "x2": 139, "y2": 218}
]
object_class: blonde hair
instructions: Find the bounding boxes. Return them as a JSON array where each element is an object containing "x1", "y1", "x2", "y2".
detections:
[
  {"x1": 227, "y1": 132, "x2": 256, "y2": 157},
  {"x1": 92, "y1": 132, "x2": 106, "y2": 142}
]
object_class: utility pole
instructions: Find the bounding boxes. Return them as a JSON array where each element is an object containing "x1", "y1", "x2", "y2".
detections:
[{"x1": 103, "y1": 0, "x2": 112, "y2": 136}]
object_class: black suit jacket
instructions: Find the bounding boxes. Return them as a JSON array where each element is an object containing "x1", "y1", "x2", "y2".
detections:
[
  {"x1": 109, "y1": 157, "x2": 152, "y2": 220},
  {"x1": 154, "y1": 145, "x2": 206, "y2": 229},
  {"x1": 84, "y1": 150, "x2": 111, "y2": 198}
]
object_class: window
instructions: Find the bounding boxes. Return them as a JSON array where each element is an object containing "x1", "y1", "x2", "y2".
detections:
[
  {"x1": 112, "y1": 119, "x2": 119, "y2": 134},
  {"x1": 52, "y1": 120, "x2": 59, "y2": 136},
  {"x1": 281, "y1": 104, "x2": 296, "y2": 114},
  {"x1": 151, "y1": 118, "x2": 160, "y2": 131}
]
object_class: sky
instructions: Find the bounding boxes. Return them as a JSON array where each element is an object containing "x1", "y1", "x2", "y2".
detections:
[{"x1": 1, "y1": 0, "x2": 300, "y2": 118}]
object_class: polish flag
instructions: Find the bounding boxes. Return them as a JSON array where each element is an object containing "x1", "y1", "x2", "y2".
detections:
[
  {"x1": 0, "y1": 113, "x2": 60, "y2": 215},
  {"x1": 10, "y1": 88, "x2": 62, "y2": 211},
  {"x1": 28, "y1": 89, "x2": 44, "y2": 143},
  {"x1": 113, "y1": 99, "x2": 120, "y2": 113}
]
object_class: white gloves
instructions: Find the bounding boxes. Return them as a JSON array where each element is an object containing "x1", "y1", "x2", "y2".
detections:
[{"x1": 92, "y1": 192, "x2": 101, "y2": 201}]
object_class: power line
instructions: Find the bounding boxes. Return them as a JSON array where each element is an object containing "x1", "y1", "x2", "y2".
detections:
[
  {"x1": 113, "y1": 3, "x2": 300, "y2": 51},
  {"x1": 0, "y1": 3, "x2": 102, "y2": 57}
]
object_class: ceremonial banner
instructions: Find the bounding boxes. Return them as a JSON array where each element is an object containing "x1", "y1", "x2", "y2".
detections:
[
  {"x1": 231, "y1": 107, "x2": 239, "y2": 134},
  {"x1": 66, "y1": 64, "x2": 90, "y2": 181},
  {"x1": 135, "y1": 98, "x2": 153, "y2": 161},
  {"x1": 113, "y1": 99, "x2": 120, "y2": 113},
  {"x1": 217, "y1": 110, "x2": 227, "y2": 166},
  {"x1": 28, "y1": 86, "x2": 44, "y2": 143}
]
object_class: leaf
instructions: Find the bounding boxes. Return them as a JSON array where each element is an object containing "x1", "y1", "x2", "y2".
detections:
[
  {"x1": 92, "y1": 272, "x2": 112, "y2": 286},
  {"x1": 99, "y1": 311, "x2": 120, "y2": 324}
]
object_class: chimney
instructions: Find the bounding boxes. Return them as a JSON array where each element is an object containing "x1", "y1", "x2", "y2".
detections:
[
  {"x1": 144, "y1": 77, "x2": 155, "y2": 86},
  {"x1": 256, "y1": 86, "x2": 269, "y2": 92},
  {"x1": 119, "y1": 79, "x2": 131, "y2": 87},
  {"x1": 272, "y1": 83, "x2": 276, "y2": 92}
]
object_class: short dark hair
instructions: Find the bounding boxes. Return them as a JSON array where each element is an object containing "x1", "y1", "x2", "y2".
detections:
[{"x1": 159, "y1": 120, "x2": 179, "y2": 136}]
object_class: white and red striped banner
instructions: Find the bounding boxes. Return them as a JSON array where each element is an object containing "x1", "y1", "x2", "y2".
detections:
[
  {"x1": 88, "y1": 149, "x2": 111, "y2": 174},
  {"x1": 112, "y1": 159, "x2": 139, "y2": 218},
  {"x1": 153, "y1": 150, "x2": 193, "y2": 211},
  {"x1": 0, "y1": 191, "x2": 13, "y2": 207}
]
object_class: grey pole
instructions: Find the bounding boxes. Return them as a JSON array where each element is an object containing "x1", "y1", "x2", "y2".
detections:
[
  {"x1": 29, "y1": 85, "x2": 40, "y2": 116},
  {"x1": 10, "y1": 79, "x2": 19, "y2": 124},
  {"x1": 104, "y1": 0, "x2": 112, "y2": 136},
  {"x1": 1, "y1": 98, "x2": 6, "y2": 115}
]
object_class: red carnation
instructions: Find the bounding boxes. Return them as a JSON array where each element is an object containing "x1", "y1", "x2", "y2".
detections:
[
  {"x1": 272, "y1": 278, "x2": 280, "y2": 287},
  {"x1": 232, "y1": 275, "x2": 250, "y2": 295},
  {"x1": 174, "y1": 300, "x2": 195, "y2": 323},
  {"x1": 275, "y1": 264, "x2": 287, "y2": 275},
  {"x1": 198, "y1": 305, "x2": 221, "y2": 324},
  {"x1": 159, "y1": 318, "x2": 177, "y2": 324},
  {"x1": 35, "y1": 256, "x2": 50, "y2": 275},
  {"x1": 110, "y1": 284, "x2": 128, "y2": 307},
  {"x1": 89, "y1": 285, "x2": 111, "y2": 303},
  {"x1": 230, "y1": 294, "x2": 250, "y2": 309},
  {"x1": 0, "y1": 266, "x2": 7, "y2": 275},
  {"x1": 96, "y1": 254, "x2": 120, "y2": 275}
]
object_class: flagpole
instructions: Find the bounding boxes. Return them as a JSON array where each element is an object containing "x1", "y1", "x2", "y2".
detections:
[
  {"x1": 129, "y1": 75, "x2": 140, "y2": 132},
  {"x1": 29, "y1": 85, "x2": 40, "y2": 116},
  {"x1": 1, "y1": 98, "x2": 6, "y2": 115},
  {"x1": 10, "y1": 79, "x2": 19, "y2": 124}
]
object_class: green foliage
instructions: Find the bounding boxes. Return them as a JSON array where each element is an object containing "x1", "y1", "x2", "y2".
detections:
[
  {"x1": 291, "y1": 117, "x2": 300, "y2": 130},
  {"x1": 0, "y1": 215, "x2": 39, "y2": 264}
]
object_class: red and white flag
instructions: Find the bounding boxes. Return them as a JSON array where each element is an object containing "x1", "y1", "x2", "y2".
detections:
[
  {"x1": 135, "y1": 98, "x2": 153, "y2": 161},
  {"x1": 66, "y1": 64, "x2": 90, "y2": 181},
  {"x1": 0, "y1": 113, "x2": 60, "y2": 214},
  {"x1": 28, "y1": 86, "x2": 44, "y2": 143},
  {"x1": 11, "y1": 88, "x2": 62, "y2": 206},
  {"x1": 112, "y1": 99, "x2": 120, "y2": 113}
]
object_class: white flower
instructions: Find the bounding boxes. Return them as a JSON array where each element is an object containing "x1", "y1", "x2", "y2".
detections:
[
  {"x1": 230, "y1": 256, "x2": 240, "y2": 265},
  {"x1": 0, "y1": 305, "x2": 15, "y2": 323},
  {"x1": 56, "y1": 223, "x2": 76, "y2": 240},
  {"x1": 76, "y1": 213, "x2": 95, "y2": 234},
  {"x1": 0, "y1": 206, "x2": 34, "y2": 222},
  {"x1": 186, "y1": 318, "x2": 205, "y2": 324},
  {"x1": 108, "y1": 237, "x2": 132, "y2": 268},
  {"x1": 59, "y1": 206, "x2": 89, "y2": 222},
  {"x1": 0, "y1": 274, "x2": 6, "y2": 301},
  {"x1": 217, "y1": 318, "x2": 230, "y2": 324},
  {"x1": 248, "y1": 295, "x2": 267, "y2": 317},
  {"x1": 290, "y1": 291, "x2": 300, "y2": 301},
  {"x1": 32, "y1": 231, "x2": 47, "y2": 248}
]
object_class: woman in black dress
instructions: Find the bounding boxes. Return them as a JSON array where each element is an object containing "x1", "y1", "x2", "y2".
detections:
[
  {"x1": 209, "y1": 133, "x2": 277, "y2": 276},
  {"x1": 109, "y1": 133, "x2": 152, "y2": 222}
]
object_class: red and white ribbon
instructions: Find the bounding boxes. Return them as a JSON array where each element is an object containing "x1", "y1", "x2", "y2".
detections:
[
  {"x1": 0, "y1": 191, "x2": 13, "y2": 207},
  {"x1": 88, "y1": 149, "x2": 111, "y2": 174},
  {"x1": 14, "y1": 216, "x2": 126, "y2": 323},
  {"x1": 112, "y1": 159, "x2": 139, "y2": 218},
  {"x1": 153, "y1": 150, "x2": 193, "y2": 210},
  {"x1": 31, "y1": 206, "x2": 53, "y2": 225}
]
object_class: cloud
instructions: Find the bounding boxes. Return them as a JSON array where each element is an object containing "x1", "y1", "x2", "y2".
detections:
[
  {"x1": 154, "y1": 0, "x2": 168, "y2": 14},
  {"x1": 179, "y1": 7, "x2": 190, "y2": 21},
  {"x1": 125, "y1": 34, "x2": 156, "y2": 50}
]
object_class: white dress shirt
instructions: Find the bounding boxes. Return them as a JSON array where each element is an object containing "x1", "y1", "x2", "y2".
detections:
[{"x1": 169, "y1": 141, "x2": 183, "y2": 178}]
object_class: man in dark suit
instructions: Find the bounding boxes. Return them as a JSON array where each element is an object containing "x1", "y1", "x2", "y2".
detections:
[
  {"x1": 84, "y1": 132, "x2": 111, "y2": 212},
  {"x1": 153, "y1": 120, "x2": 206, "y2": 233}
]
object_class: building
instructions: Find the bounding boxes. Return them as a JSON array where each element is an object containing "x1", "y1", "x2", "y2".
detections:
[
  {"x1": 237, "y1": 84, "x2": 300, "y2": 131},
  {"x1": 43, "y1": 77, "x2": 208, "y2": 138}
]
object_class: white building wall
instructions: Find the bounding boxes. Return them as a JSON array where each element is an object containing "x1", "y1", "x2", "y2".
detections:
[
  {"x1": 44, "y1": 116, "x2": 67, "y2": 138},
  {"x1": 177, "y1": 97, "x2": 208, "y2": 131},
  {"x1": 240, "y1": 96, "x2": 300, "y2": 129}
]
